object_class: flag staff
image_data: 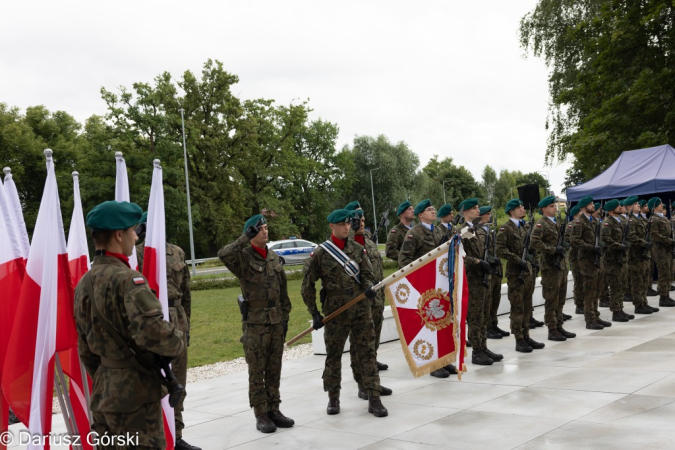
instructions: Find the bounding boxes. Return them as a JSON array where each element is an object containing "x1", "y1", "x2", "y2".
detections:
[
  {"x1": 54, "y1": 354, "x2": 84, "y2": 450},
  {"x1": 179, "y1": 109, "x2": 197, "y2": 276}
]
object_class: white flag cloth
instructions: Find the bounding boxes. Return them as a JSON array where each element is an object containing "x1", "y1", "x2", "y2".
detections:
[
  {"x1": 114, "y1": 152, "x2": 139, "y2": 270},
  {"x1": 3, "y1": 167, "x2": 31, "y2": 259}
]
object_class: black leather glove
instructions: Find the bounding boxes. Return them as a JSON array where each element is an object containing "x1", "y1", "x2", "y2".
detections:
[
  {"x1": 518, "y1": 259, "x2": 529, "y2": 270},
  {"x1": 478, "y1": 259, "x2": 492, "y2": 274},
  {"x1": 245, "y1": 219, "x2": 262, "y2": 239},
  {"x1": 351, "y1": 216, "x2": 361, "y2": 231},
  {"x1": 312, "y1": 312, "x2": 324, "y2": 330},
  {"x1": 365, "y1": 287, "x2": 377, "y2": 298},
  {"x1": 555, "y1": 245, "x2": 565, "y2": 255},
  {"x1": 282, "y1": 321, "x2": 288, "y2": 340}
]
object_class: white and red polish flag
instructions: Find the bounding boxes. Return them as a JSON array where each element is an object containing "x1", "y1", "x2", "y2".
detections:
[
  {"x1": 142, "y1": 160, "x2": 175, "y2": 450},
  {"x1": 1, "y1": 149, "x2": 78, "y2": 449},
  {"x1": 3, "y1": 167, "x2": 31, "y2": 260},
  {"x1": 115, "y1": 151, "x2": 138, "y2": 271},
  {"x1": 61, "y1": 171, "x2": 93, "y2": 450},
  {"x1": 384, "y1": 235, "x2": 468, "y2": 378},
  {"x1": 0, "y1": 174, "x2": 26, "y2": 442}
]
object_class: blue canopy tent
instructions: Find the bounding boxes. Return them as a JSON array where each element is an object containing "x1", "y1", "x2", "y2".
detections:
[{"x1": 567, "y1": 144, "x2": 675, "y2": 202}]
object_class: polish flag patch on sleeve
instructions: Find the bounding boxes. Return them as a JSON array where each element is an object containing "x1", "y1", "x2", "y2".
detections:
[{"x1": 132, "y1": 277, "x2": 146, "y2": 285}]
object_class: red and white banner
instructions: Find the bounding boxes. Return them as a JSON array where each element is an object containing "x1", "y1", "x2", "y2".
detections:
[
  {"x1": 384, "y1": 236, "x2": 468, "y2": 377},
  {"x1": 141, "y1": 160, "x2": 175, "y2": 450},
  {"x1": 1, "y1": 150, "x2": 78, "y2": 449},
  {"x1": 115, "y1": 152, "x2": 139, "y2": 271}
]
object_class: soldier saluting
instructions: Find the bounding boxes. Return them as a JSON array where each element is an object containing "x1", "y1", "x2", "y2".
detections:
[
  {"x1": 74, "y1": 201, "x2": 185, "y2": 449},
  {"x1": 302, "y1": 209, "x2": 388, "y2": 417},
  {"x1": 218, "y1": 214, "x2": 294, "y2": 433}
]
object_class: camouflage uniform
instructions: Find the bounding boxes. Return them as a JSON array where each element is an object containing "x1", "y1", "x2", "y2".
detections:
[
  {"x1": 301, "y1": 239, "x2": 379, "y2": 398},
  {"x1": 385, "y1": 222, "x2": 412, "y2": 262},
  {"x1": 218, "y1": 235, "x2": 291, "y2": 416},
  {"x1": 649, "y1": 214, "x2": 674, "y2": 296},
  {"x1": 137, "y1": 243, "x2": 191, "y2": 439},
  {"x1": 601, "y1": 216, "x2": 629, "y2": 313},
  {"x1": 496, "y1": 219, "x2": 534, "y2": 339},
  {"x1": 570, "y1": 214, "x2": 601, "y2": 323},
  {"x1": 74, "y1": 255, "x2": 185, "y2": 450},
  {"x1": 397, "y1": 223, "x2": 445, "y2": 268},
  {"x1": 531, "y1": 217, "x2": 567, "y2": 329},
  {"x1": 467, "y1": 224, "x2": 490, "y2": 349},
  {"x1": 628, "y1": 213, "x2": 650, "y2": 307},
  {"x1": 565, "y1": 222, "x2": 582, "y2": 310}
]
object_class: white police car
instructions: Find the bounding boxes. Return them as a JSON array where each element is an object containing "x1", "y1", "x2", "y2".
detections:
[{"x1": 268, "y1": 238, "x2": 318, "y2": 265}]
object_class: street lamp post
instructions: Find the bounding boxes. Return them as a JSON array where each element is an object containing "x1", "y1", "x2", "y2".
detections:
[
  {"x1": 180, "y1": 108, "x2": 197, "y2": 276},
  {"x1": 370, "y1": 167, "x2": 380, "y2": 233},
  {"x1": 537, "y1": 170, "x2": 551, "y2": 196}
]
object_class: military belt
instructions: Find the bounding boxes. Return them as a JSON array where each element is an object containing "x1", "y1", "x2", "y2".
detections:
[
  {"x1": 248, "y1": 300, "x2": 273, "y2": 308},
  {"x1": 325, "y1": 287, "x2": 354, "y2": 297},
  {"x1": 100, "y1": 357, "x2": 136, "y2": 369}
]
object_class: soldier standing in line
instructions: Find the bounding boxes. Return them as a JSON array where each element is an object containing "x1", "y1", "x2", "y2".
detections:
[
  {"x1": 135, "y1": 213, "x2": 201, "y2": 450},
  {"x1": 301, "y1": 209, "x2": 388, "y2": 417},
  {"x1": 398, "y1": 199, "x2": 458, "y2": 378},
  {"x1": 74, "y1": 201, "x2": 185, "y2": 449},
  {"x1": 218, "y1": 215, "x2": 295, "y2": 433},
  {"x1": 566, "y1": 206, "x2": 583, "y2": 314},
  {"x1": 570, "y1": 196, "x2": 612, "y2": 329},
  {"x1": 485, "y1": 207, "x2": 509, "y2": 340},
  {"x1": 593, "y1": 203, "x2": 611, "y2": 309},
  {"x1": 619, "y1": 199, "x2": 634, "y2": 304},
  {"x1": 496, "y1": 199, "x2": 545, "y2": 353},
  {"x1": 437, "y1": 204, "x2": 455, "y2": 240},
  {"x1": 641, "y1": 200, "x2": 659, "y2": 297},
  {"x1": 530, "y1": 196, "x2": 576, "y2": 342},
  {"x1": 599, "y1": 200, "x2": 634, "y2": 322},
  {"x1": 626, "y1": 197, "x2": 659, "y2": 314},
  {"x1": 385, "y1": 200, "x2": 415, "y2": 262},
  {"x1": 647, "y1": 197, "x2": 675, "y2": 307}
]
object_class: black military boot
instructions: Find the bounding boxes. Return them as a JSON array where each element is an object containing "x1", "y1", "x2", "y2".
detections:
[
  {"x1": 256, "y1": 414, "x2": 277, "y2": 433},
  {"x1": 327, "y1": 397, "x2": 340, "y2": 415},
  {"x1": 612, "y1": 311, "x2": 629, "y2": 322},
  {"x1": 647, "y1": 287, "x2": 658, "y2": 296},
  {"x1": 659, "y1": 295, "x2": 675, "y2": 307},
  {"x1": 557, "y1": 327, "x2": 576, "y2": 338},
  {"x1": 529, "y1": 317, "x2": 544, "y2": 328},
  {"x1": 599, "y1": 299, "x2": 609, "y2": 308},
  {"x1": 444, "y1": 364, "x2": 458, "y2": 374},
  {"x1": 563, "y1": 313, "x2": 572, "y2": 321},
  {"x1": 268, "y1": 411, "x2": 295, "y2": 428},
  {"x1": 586, "y1": 321, "x2": 604, "y2": 330},
  {"x1": 671, "y1": 285, "x2": 675, "y2": 291},
  {"x1": 548, "y1": 328, "x2": 566, "y2": 342},
  {"x1": 484, "y1": 347, "x2": 503, "y2": 362},
  {"x1": 376, "y1": 361, "x2": 389, "y2": 371},
  {"x1": 623, "y1": 294, "x2": 633, "y2": 302},
  {"x1": 380, "y1": 386, "x2": 393, "y2": 395},
  {"x1": 368, "y1": 395, "x2": 388, "y2": 417},
  {"x1": 175, "y1": 439, "x2": 202, "y2": 450},
  {"x1": 486, "y1": 328, "x2": 503, "y2": 339},
  {"x1": 575, "y1": 307, "x2": 584, "y2": 314},
  {"x1": 472, "y1": 349, "x2": 494, "y2": 365},
  {"x1": 430, "y1": 368, "x2": 450, "y2": 378},
  {"x1": 597, "y1": 318, "x2": 612, "y2": 327},
  {"x1": 525, "y1": 336, "x2": 545, "y2": 349},
  {"x1": 515, "y1": 339, "x2": 533, "y2": 353},
  {"x1": 624, "y1": 311, "x2": 635, "y2": 320},
  {"x1": 635, "y1": 304, "x2": 653, "y2": 314},
  {"x1": 358, "y1": 388, "x2": 368, "y2": 400},
  {"x1": 466, "y1": 339, "x2": 472, "y2": 348},
  {"x1": 649, "y1": 304, "x2": 660, "y2": 312},
  {"x1": 495, "y1": 325, "x2": 510, "y2": 336}
]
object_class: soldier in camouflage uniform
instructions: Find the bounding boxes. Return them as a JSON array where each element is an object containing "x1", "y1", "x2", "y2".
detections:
[
  {"x1": 302, "y1": 209, "x2": 388, "y2": 417},
  {"x1": 496, "y1": 198, "x2": 545, "y2": 353},
  {"x1": 219, "y1": 214, "x2": 294, "y2": 433},
  {"x1": 530, "y1": 196, "x2": 576, "y2": 342},
  {"x1": 599, "y1": 199, "x2": 634, "y2": 322},
  {"x1": 483, "y1": 208, "x2": 509, "y2": 340},
  {"x1": 565, "y1": 206, "x2": 582, "y2": 314},
  {"x1": 398, "y1": 199, "x2": 459, "y2": 377},
  {"x1": 626, "y1": 197, "x2": 659, "y2": 314},
  {"x1": 593, "y1": 204, "x2": 611, "y2": 309},
  {"x1": 647, "y1": 197, "x2": 675, "y2": 307},
  {"x1": 438, "y1": 204, "x2": 455, "y2": 240},
  {"x1": 74, "y1": 201, "x2": 185, "y2": 450},
  {"x1": 385, "y1": 200, "x2": 415, "y2": 262},
  {"x1": 642, "y1": 201, "x2": 660, "y2": 297},
  {"x1": 135, "y1": 214, "x2": 200, "y2": 450}
]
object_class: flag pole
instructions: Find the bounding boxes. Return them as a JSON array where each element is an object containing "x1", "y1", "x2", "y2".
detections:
[
  {"x1": 179, "y1": 108, "x2": 197, "y2": 277},
  {"x1": 54, "y1": 355, "x2": 84, "y2": 450},
  {"x1": 285, "y1": 240, "x2": 454, "y2": 346}
]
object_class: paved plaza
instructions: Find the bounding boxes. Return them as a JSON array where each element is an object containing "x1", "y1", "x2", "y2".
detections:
[{"x1": 9, "y1": 296, "x2": 675, "y2": 449}]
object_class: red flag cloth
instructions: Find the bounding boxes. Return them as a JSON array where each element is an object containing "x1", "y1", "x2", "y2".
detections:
[
  {"x1": 141, "y1": 160, "x2": 175, "y2": 450},
  {"x1": 2, "y1": 150, "x2": 77, "y2": 449},
  {"x1": 384, "y1": 235, "x2": 467, "y2": 377}
]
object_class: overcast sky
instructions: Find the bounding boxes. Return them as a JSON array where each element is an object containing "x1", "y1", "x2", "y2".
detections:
[{"x1": 0, "y1": 0, "x2": 571, "y2": 196}]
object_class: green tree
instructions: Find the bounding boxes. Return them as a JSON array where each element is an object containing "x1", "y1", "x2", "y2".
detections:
[
  {"x1": 417, "y1": 155, "x2": 485, "y2": 209},
  {"x1": 481, "y1": 165, "x2": 498, "y2": 204}
]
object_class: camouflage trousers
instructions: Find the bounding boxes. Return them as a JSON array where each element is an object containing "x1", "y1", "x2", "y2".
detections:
[
  {"x1": 577, "y1": 260, "x2": 600, "y2": 323},
  {"x1": 570, "y1": 259, "x2": 582, "y2": 309},
  {"x1": 241, "y1": 322, "x2": 284, "y2": 416},
  {"x1": 171, "y1": 307, "x2": 189, "y2": 439},
  {"x1": 541, "y1": 268, "x2": 566, "y2": 328},
  {"x1": 629, "y1": 256, "x2": 649, "y2": 307},
  {"x1": 605, "y1": 262, "x2": 627, "y2": 313},
  {"x1": 488, "y1": 272, "x2": 502, "y2": 329},
  {"x1": 350, "y1": 292, "x2": 384, "y2": 387},
  {"x1": 325, "y1": 297, "x2": 380, "y2": 397},
  {"x1": 92, "y1": 401, "x2": 165, "y2": 449},
  {"x1": 506, "y1": 271, "x2": 534, "y2": 340},
  {"x1": 653, "y1": 249, "x2": 674, "y2": 296},
  {"x1": 467, "y1": 274, "x2": 490, "y2": 350}
]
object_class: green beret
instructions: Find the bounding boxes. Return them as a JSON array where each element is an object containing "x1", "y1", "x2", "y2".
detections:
[
  {"x1": 537, "y1": 195, "x2": 555, "y2": 209},
  {"x1": 86, "y1": 201, "x2": 143, "y2": 231},
  {"x1": 639, "y1": 199, "x2": 647, "y2": 207},
  {"x1": 479, "y1": 206, "x2": 492, "y2": 216},
  {"x1": 604, "y1": 199, "x2": 620, "y2": 211},
  {"x1": 570, "y1": 205, "x2": 580, "y2": 217},
  {"x1": 577, "y1": 195, "x2": 593, "y2": 208},
  {"x1": 397, "y1": 200, "x2": 412, "y2": 216},
  {"x1": 243, "y1": 214, "x2": 267, "y2": 233},
  {"x1": 437, "y1": 204, "x2": 453, "y2": 218},
  {"x1": 461, "y1": 198, "x2": 479, "y2": 211},
  {"x1": 648, "y1": 197, "x2": 662, "y2": 210},
  {"x1": 139, "y1": 211, "x2": 148, "y2": 224},
  {"x1": 414, "y1": 199, "x2": 433, "y2": 216},
  {"x1": 593, "y1": 202, "x2": 601, "y2": 211},
  {"x1": 505, "y1": 198, "x2": 523, "y2": 213},
  {"x1": 624, "y1": 195, "x2": 639, "y2": 206},
  {"x1": 344, "y1": 201, "x2": 361, "y2": 211},
  {"x1": 352, "y1": 209, "x2": 364, "y2": 217},
  {"x1": 327, "y1": 209, "x2": 353, "y2": 224}
]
